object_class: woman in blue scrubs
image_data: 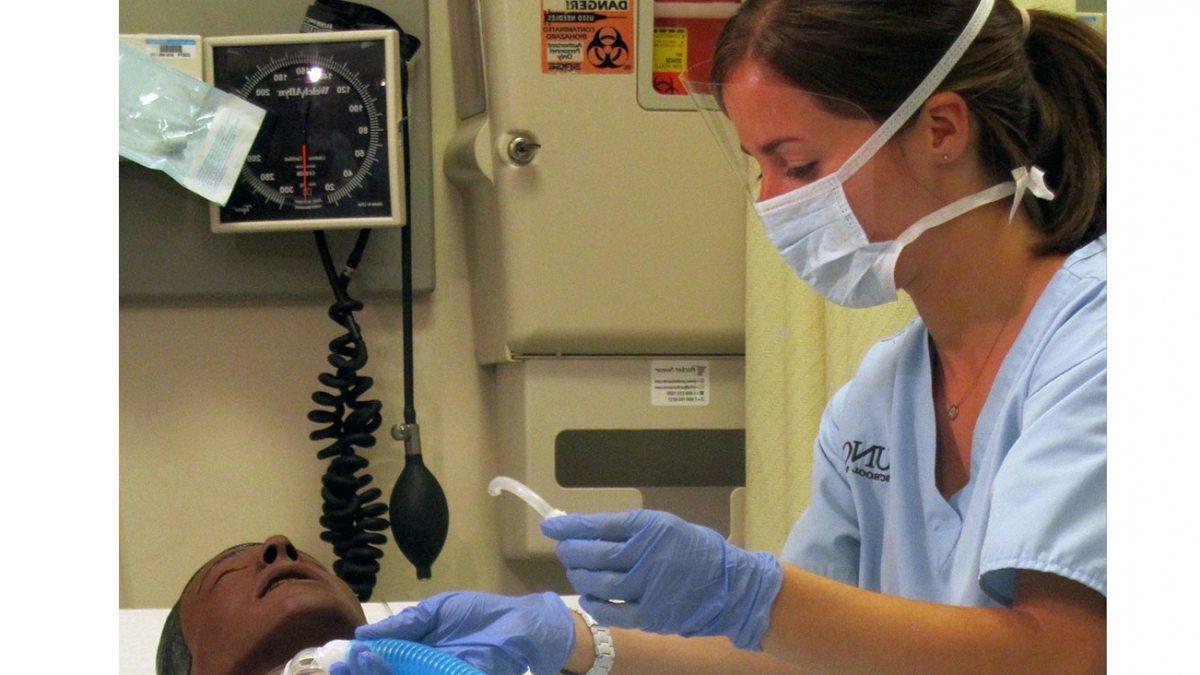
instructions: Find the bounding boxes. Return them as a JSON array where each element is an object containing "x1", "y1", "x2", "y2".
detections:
[{"x1": 337, "y1": 1, "x2": 1106, "y2": 673}]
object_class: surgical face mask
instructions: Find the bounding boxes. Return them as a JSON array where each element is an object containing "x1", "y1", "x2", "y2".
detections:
[
  {"x1": 119, "y1": 41, "x2": 265, "y2": 205},
  {"x1": 684, "y1": 0, "x2": 1056, "y2": 308}
]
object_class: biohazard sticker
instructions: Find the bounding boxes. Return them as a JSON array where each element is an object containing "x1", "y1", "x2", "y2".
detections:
[{"x1": 542, "y1": 0, "x2": 636, "y2": 74}]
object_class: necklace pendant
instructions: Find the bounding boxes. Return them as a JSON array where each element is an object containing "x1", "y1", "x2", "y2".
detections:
[{"x1": 948, "y1": 404, "x2": 960, "y2": 420}]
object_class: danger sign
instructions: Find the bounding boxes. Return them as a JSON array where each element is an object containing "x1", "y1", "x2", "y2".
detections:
[{"x1": 542, "y1": 0, "x2": 636, "y2": 74}]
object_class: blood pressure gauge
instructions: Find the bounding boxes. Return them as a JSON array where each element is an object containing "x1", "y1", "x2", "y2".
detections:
[{"x1": 205, "y1": 30, "x2": 404, "y2": 233}]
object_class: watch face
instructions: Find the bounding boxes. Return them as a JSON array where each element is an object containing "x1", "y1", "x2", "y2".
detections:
[{"x1": 210, "y1": 35, "x2": 394, "y2": 225}]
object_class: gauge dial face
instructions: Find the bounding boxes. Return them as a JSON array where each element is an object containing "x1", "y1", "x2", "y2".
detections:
[{"x1": 211, "y1": 37, "x2": 394, "y2": 225}]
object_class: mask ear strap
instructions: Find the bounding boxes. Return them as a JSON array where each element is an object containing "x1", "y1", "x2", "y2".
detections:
[
  {"x1": 891, "y1": 163, "x2": 1058, "y2": 249},
  {"x1": 1009, "y1": 166, "x2": 1057, "y2": 221},
  {"x1": 836, "y1": 0, "x2": 996, "y2": 182},
  {"x1": 894, "y1": 182, "x2": 1016, "y2": 249}
]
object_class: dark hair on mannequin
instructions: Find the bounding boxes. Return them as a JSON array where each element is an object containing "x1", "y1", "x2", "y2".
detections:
[
  {"x1": 156, "y1": 602, "x2": 191, "y2": 675},
  {"x1": 712, "y1": 0, "x2": 1106, "y2": 255}
]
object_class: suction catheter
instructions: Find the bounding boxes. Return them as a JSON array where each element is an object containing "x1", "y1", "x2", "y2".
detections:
[{"x1": 487, "y1": 476, "x2": 567, "y2": 519}]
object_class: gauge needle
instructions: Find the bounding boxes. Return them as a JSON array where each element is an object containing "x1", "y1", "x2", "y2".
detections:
[{"x1": 301, "y1": 100, "x2": 311, "y2": 200}]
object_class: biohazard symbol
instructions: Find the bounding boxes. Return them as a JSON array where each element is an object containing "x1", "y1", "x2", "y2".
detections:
[
  {"x1": 653, "y1": 74, "x2": 681, "y2": 95},
  {"x1": 586, "y1": 26, "x2": 630, "y2": 69}
]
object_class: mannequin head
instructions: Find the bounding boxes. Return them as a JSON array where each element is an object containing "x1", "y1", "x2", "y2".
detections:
[{"x1": 156, "y1": 535, "x2": 367, "y2": 675}]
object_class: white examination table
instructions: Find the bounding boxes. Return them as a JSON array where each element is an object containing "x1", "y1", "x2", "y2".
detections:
[
  {"x1": 120, "y1": 597, "x2": 583, "y2": 673},
  {"x1": 120, "y1": 602, "x2": 409, "y2": 674}
]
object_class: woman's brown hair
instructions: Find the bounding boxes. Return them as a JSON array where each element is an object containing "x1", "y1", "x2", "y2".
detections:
[{"x1": 712, "y1": 0, "x2": 1106, "y2": 254}]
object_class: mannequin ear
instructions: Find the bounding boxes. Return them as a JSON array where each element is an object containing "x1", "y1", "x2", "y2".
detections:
[{"x1": 919, "y1": 91, "x2": 971, "y2": 163}]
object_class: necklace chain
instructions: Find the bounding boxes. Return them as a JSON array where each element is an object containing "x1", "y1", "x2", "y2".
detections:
[{"x1": 945, "y1": 314, "x2": 1014, "y2": 421}]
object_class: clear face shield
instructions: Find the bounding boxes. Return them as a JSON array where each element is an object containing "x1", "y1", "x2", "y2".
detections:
[{"x1": 680, "y1": 65, "x2": 887, "y2": 227}]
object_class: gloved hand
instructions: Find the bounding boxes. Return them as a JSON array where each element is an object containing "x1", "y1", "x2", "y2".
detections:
[
  {"x1": 352, "y1": 591, "x2": 575, "y2": 675},
  {"x1": 329, "y1": 642, "x2": 391, "y2": 675},
  {"x1": 542, "y1": 509, "x2": 783, "y2": 650}
]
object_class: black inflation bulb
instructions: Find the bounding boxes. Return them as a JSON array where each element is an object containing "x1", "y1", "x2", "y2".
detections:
[{"x1": 388, "y1": 423, "x2": 449, "y2": 579}]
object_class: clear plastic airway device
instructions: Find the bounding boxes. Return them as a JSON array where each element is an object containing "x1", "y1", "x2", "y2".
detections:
[
  {"x1": 487, "y1": 476, "x2": 566, "y2": 519},
  {"x1": 277, "y1": 638, "x2": 482, "y2": 674}
]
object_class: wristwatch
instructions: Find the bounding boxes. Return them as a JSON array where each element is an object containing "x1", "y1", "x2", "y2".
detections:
[{"x1": 567, "y1": 607, "x2": 614, "y2": 675}]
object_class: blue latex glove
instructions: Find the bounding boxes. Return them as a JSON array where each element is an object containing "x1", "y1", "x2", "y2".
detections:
[
  {"x1": 353, "y1": 591, "x2": 574, "y2": 675},
  {"x1": 329, "y1": 642, "x2": 391, "y2": 675},
  {"x1": 542, "y1": 509, "x2": 783, "y2": 650}
]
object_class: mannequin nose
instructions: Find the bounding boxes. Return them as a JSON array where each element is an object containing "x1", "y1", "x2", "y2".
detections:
[{"x1": 261, "y1": 534, "x2": 300, "y2": 565}]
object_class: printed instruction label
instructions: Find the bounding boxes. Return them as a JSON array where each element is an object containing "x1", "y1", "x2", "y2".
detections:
[
  {"x1": 184, "y1": 96, "x2": 266, "y2": 205},
  {"x1": 651, "y1": 360, "x2": 710, "y2": 406},
  {"x1": 652, "y1": 27, "x2": 687, "y2": 95},
  {"x1": 653, "y1": 28, "x2": 686, "y2": 72},
  {"x1": 542, "y1": 0, "x2": 636, "y2": 74}
]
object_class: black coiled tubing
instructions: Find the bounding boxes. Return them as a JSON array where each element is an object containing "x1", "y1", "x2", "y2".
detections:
[{"x1": 308, "y1": 229, "x2": 389, "y2": 601}]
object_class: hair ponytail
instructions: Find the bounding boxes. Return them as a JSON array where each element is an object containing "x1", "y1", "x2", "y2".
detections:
[{"x1": 1023, "y1": 9, "x2": 1106, "y2": 254}]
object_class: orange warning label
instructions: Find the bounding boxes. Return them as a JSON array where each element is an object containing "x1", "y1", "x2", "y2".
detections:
[{"x1": 542, "y1": 0, "x2": 636, "y2": 74}]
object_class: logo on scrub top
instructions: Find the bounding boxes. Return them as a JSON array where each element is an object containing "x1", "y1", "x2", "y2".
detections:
[
  {"x1": 843, "y1": 441, "x2": 890, "y2": 483},
  {"x1": 586, "y1": 26, "x2": 630, "y2": 69}
]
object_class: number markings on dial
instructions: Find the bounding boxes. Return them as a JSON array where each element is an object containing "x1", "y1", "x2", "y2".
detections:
[{"x1": 234, "y1": 53, "x2": 383, "y2": 211}]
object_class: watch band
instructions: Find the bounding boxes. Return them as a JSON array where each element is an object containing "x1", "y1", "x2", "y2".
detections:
[{"x1": 570, "y1": 607, "x2": 614, "y2": 675}]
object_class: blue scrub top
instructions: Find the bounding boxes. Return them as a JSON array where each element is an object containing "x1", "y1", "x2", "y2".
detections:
[{"x1": 781, "y1": 236, "x2": 1107, "y2": 607}]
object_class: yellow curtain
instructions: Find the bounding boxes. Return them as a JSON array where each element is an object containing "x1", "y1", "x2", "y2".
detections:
[
  {"x1": 743, "y1": 207, "x2": 915, "y2": 552},
  {"x1": 740, "y1": 0, "x2": 1085, "y2": 553}
]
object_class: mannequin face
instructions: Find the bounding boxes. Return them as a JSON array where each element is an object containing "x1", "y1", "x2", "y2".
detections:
[{"x1": 178, "y1": 535, "x2": 367, "y2": 675}]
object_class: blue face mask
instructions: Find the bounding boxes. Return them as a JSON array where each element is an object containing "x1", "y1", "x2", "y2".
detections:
[{"x1": 754, "y1": 164, "x2": 1055, "y2": 308}]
